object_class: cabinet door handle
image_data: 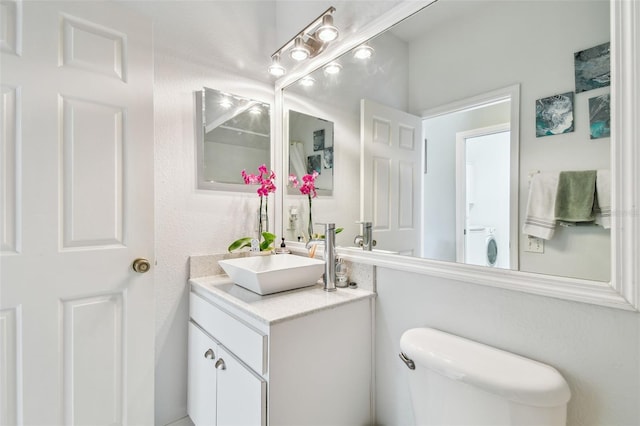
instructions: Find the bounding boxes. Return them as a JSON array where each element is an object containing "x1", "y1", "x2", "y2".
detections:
[
  {"x1": 204, "y1": 349, "x2": 215, "y2": 359},
  {"x1": 215, "y1": 358, "x2": 226, "y2": 370}
]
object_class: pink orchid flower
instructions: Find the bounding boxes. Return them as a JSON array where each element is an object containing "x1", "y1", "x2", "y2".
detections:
[
  {"x1": 290, "y1": 171, "x2": 318, "y2": 199},
  {"x1": 242, "y1": 164, "x2": 276, "y2": 197}
]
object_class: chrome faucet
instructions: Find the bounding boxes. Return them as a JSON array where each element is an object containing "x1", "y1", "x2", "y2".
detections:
[
  {"x1": 305, "y1": 223, "x2": 337, "y2": 292},
  {"x1": 354, "y1": 221, "x2": 376, "y2": 251},
  {"x1": 322, "y1": 223, "x2": 337, "y2": 292}
]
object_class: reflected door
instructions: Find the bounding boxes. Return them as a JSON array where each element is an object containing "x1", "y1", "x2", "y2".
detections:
[
  {"x1": 0, "y1": 2, "x2": 154, "y2": 424},
  {"x1": 361, "y1": 99, "x2": 422, "y2": 256}
]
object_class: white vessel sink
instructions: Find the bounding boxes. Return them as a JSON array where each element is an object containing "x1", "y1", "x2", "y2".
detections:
[{"x1": 218, "y1": 254, "x2": 325, "y2": 295}]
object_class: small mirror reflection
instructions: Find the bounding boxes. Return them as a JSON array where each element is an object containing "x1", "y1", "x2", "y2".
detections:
[
  {"x1": 199, "y1": 87, "x2": 270, "y2": 187},
  {"x1": 288, "y1": 110, "x2": 334, "y2": 193}
]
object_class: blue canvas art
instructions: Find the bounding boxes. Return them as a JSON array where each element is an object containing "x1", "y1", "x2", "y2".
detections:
[
  {"x1": 574, "y1": 42, "x2": 610, "y2": 93},
  {"x1": 589, "y1": 93, "x2": 610, "y2": 139},
  {"x1": 536, "y1": 92, "x2": 575, "y2": 137}
]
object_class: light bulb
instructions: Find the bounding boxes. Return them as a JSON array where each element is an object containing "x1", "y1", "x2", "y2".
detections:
[
  {"x1": 300, "y1": 76, "x2": 315, "y2": 87},
  {"x1": 353, "y1": 44, "x2": 374, "y2": 60},
  {"x1": 323, "y1": 62, "x2": 342, "y2": 75},
  {"x1": 268, "y1": 55, "x2": 286, "y2": 76},
  {"x1": 316, "y1": 14, "x2": 339, "y2": 42},
  {"x1": 290, "y1": 36, "x2": 310, "y2": 61}
]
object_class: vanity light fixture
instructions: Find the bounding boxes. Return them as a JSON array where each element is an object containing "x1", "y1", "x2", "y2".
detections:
[
  {"x1": 323, "y1": 62, "x2": 342, "y2": 75},
  {"x1": 249, "y1": 105, "x2": 263, "y2": 114},
  {"x1": 268, "y1": 6, "x2": 339, "y2": 77},
  {"x1": 353, "y1": 43, "x2": 374, "y2": 60}
]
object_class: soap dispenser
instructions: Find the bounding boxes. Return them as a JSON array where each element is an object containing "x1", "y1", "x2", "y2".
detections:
[{"x1": 275, "y1": 238, "x2": 291, "y2": 254}]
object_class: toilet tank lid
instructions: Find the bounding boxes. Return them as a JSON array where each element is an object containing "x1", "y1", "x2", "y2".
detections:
[{"x1": 400, "y1": 328, "x2": 571, "y2": 407}]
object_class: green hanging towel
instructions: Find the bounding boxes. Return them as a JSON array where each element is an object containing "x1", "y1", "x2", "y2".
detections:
[{"x1": 554, "y1": 170, "x2": 597, "y2": 222}]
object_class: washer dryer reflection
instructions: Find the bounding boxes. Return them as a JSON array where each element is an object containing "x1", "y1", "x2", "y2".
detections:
[{"x1": 465, "y1": 226, "x2": 498, "y2": 267}]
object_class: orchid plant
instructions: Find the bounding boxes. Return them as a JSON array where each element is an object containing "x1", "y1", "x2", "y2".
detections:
[
  {"x1": 228, "y1": 164, "x2": 276, "y2": 252},
  {"x1": 289, "y1": 171, "x2": 318, "y2": 240},
  {"x1": 288, "y1": 171, "x2": 342, "y2": 241}
]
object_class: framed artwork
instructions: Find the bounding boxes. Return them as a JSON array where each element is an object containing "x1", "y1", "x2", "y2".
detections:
[
  {"x1": 535, "y1": 92, "x2": 574, "y2": 137},
  {"x1": 313, "y1": 129, "x2": 325, "y2": 151},
  {"x1": 307, "y1": 155, "x2": 321, "y2": 174},
  {"x1": 589, "y1": 93, "x2": 611, "y2": 139},
  {"x1": 574, "y1": 42, "x2": 610, "y2": 93},
  {"x1": 323, "y1": 147, "x2": 333, "y2": 169}
]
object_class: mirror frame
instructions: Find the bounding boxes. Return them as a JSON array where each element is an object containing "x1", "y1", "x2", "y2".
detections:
[
  {"x1": 194, "y1": 89, "x2": 274, "y2": 192},
  {"x1": 274, "y1": 0, "x2": 639, "y2": 311}
]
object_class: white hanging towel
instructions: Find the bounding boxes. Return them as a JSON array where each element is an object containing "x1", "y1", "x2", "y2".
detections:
[
  {"x1": 594, "y1": 169, "x2": 611, "y2": 229},
  {"x1": 522, "y1": 172, "x2": 560, "y2": 240}
]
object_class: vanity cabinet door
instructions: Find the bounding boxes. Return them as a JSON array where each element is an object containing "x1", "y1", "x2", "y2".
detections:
[
  {"x1": 216, "y1": 345, "x2": 266, "y2": 426},
  {"x1": 188, "y1": 322, "x2": 217, "y2": 426}
]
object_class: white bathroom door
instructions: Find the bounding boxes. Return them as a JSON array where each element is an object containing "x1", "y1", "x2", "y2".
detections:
[
  {"x1": 361, "y1": 99, "x2": 422, "y2": 255},
  {"x1": 0, "y1": 2, "x2": 154, "y2": 425}
]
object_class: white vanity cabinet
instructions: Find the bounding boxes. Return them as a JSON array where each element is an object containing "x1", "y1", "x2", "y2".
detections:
[
  {"x1": 187, "y1": 322, "x2": 266, "y2": 426},
  {"x1": 188, "y1": 276, "x2": 375, "y2": 426}
]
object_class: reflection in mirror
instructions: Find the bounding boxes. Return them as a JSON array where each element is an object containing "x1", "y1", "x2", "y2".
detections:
[
  {"x1": 196, "y1": 87, "x2": 271, "y2": 191},
  {"x1": 288, "y1": 110, "x2": 334, "y2": 194},
  {"x1": 281, "y1": 0, "x2": 610, "y2": 282},
  {"x1": 422, "y1": 85, "x2": 519, "y2": 271},
  {"x1": 284, "y1": 110, "x2": 338, "y2": 242}
]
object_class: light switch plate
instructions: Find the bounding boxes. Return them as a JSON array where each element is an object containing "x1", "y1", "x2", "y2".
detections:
[{"x1": 525, "y1": 236, "x2": 544, "y2": 253}]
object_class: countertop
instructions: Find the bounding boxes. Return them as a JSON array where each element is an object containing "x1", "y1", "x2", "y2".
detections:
[{"x1": 190, "y1": 275, "x2": 376, "y2": 326}]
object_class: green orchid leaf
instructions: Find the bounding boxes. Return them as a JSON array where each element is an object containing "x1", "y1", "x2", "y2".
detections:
[
  {"x1": 260, "y1": 232, "x2": 276, "y2": 251},
  {"x1": 228, "y1": 237, "x2": 253, "y2": 253}
]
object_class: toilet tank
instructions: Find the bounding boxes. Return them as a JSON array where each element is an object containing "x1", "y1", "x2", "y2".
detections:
[{"x1": 400, "y1": 328, "x2": 571, "y2": 426}]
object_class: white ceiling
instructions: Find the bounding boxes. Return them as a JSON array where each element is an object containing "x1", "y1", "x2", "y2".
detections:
[{"x1": 117, "y1": 0, "x2": 403, "y2": 83}]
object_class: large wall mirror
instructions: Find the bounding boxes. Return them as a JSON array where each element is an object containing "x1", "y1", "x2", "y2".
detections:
[
  {"x1": 276, "y1": 0, "x2": 640, "y2": 310},
  {"x1": 195, "y1": 87, "x2": 271, "y2": 191}
]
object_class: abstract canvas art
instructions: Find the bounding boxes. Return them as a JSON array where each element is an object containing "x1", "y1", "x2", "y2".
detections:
[
  {"x1": 536, "y1": 92, "x2": 575, "y2": 137},
  {"x1": 307, "y1": 154, "x2": 321, "y2": 174},
  {"x1": 574, "y1": 42, "x2": 610, "y2": 93},
  {"x1": 323, "y1": 147, "x2": 333, "y2": 169},
  {"x1": 588, "y1": 93, "x2": 611, "y2": 139},
  {"x1": 313, "y1": 129, "x2": 325, "y2": 151}
]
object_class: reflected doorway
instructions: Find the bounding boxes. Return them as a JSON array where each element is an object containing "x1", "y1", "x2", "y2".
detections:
[
  {"x1": 457, "y1": 125, "x2": 510, "y2": 268},
  {"x1": 422, "y1": 84, "x2": 519, "y2": 270}
]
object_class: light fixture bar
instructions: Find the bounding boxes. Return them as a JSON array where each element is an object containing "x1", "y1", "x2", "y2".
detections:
[{"x1": 270, "y1": 6, "x2": 336, "y2": 59}]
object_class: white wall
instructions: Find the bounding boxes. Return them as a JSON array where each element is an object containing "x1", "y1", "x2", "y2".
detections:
[
  {"x1": 375, "y1": 267, "x2": 640, "y2": 425},
  {"x1": 409, "y1": 0, "x2": 611, "y2": 281},
  {"x1": 153, "y1": 52, "x2": 274, "y2": 425}
]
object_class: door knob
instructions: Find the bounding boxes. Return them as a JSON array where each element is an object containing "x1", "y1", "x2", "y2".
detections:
[
  {"x1": 215, "y1": 358, "x2": 226, "y2": 370},
  {"x1": 132, "y1": 258, "x2": 151, "y2": 273}
]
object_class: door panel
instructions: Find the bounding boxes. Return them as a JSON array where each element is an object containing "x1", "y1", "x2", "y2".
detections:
[
  {"x1": 0, "y1": 2, "x2": 154, "y2": 424},
  {"x1": 216, "y1": 346, "x2": 266, "y2": 426},
  {"x1": 188, "y1": 322, "x2": 217, "y2": 426},
  {"x1": 361, "y1": 99, "x2": 422, "y2": 255}
]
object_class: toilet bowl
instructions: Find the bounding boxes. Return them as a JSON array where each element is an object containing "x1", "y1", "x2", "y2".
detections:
[{"x1": 400, "y1": 328, "x2": 571, "y2": 426}]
